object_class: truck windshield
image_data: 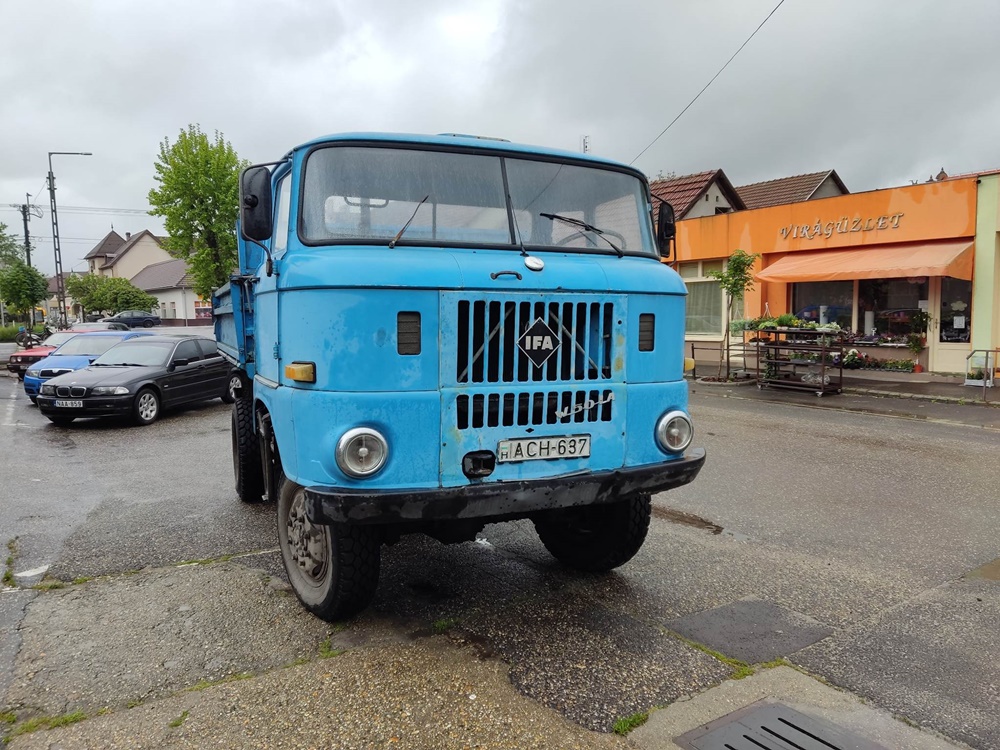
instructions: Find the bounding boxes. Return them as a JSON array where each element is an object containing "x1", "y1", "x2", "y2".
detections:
[{"x1": 300, "y1": 146, "x2": 656, "y2": 256}]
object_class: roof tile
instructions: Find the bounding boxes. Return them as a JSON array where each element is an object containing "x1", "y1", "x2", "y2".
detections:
[{"x1": 735, "y1": 170, "x2": 847, "y2": 210}]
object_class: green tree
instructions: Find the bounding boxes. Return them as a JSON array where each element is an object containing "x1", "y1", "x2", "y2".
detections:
[
  {"x1": 147, "y1": 124, "x2": 247, "y2": 298},
  {"x1": 65, "y1": 273, "x2": 106, "y2": 316},
  {"x1": 707, "y1": 249, "x2": 760, "y2": 380},
  {"x1": 65, "y1": 273, "x2": 158, "y2": 316},
  {"x1": 101, "y1": 277, "x2": 159, "y2": 315},
  {"x1": 0, "y1": 260, "x2": 49, "y2": 325},
  {"x1": 0, "y1": 222, "x2": 24, "y2": 268}
]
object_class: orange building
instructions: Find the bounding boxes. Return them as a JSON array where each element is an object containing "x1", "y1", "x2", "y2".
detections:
[{"x1": 671, "y1": 174, "x2": 1000, "y2": 375}]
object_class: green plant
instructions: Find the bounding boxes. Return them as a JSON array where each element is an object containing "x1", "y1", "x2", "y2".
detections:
[
  {"x1": 968, "y1": 368, "x2": 986, "y2": 380},
  {"x1": 774, "y1": 313, "x2": 802, "y2": 328},
  {"x1": 906, "y1": 333, "x2": 926, "y2": 356},
  {"x1": 706, "y1": 249, "x2": 761, "y2": 380},
  {"x1": 432, "y1": 618, "x2": 459, "y2": 634},
  {"x1": 612, "y1": 711, "x2": 649, "y2": 735},
  {"x1": 168, "y1": 710, "x2": 190, "y2": 728}
]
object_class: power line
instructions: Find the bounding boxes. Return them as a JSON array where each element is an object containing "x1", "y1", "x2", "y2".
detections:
[{"x1": 630, "y1": 0, "x2": 787, "y2": 166}]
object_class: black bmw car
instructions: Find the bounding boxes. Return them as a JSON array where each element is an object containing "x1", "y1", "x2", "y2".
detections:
[{"x1": 36, "y1": 335, "x2": 235, "y2": 426}]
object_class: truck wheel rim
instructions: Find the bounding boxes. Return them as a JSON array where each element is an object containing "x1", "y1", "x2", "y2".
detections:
[
  {"x1": 287, "y1": 488, "x2": 329, "y2": 585},
  {"x1": 138, "y1": 393, "x2": 157, "y2": 420}
]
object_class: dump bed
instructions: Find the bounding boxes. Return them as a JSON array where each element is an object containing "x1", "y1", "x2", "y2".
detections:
[{"x1": 212, "y1": 277, "x2": 256, "y2": 380}]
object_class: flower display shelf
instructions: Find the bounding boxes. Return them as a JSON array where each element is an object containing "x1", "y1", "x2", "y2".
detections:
[{"x1": 754, "y1": 328, "x2": 845, "y2": 397}]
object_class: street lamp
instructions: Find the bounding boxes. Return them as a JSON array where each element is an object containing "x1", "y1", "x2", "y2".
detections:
[{"x1": 47, "y1": 151, "x2": 92, "y2": 328}]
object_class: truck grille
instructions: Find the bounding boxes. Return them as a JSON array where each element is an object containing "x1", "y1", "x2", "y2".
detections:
[
  {"x1": 456, "y1": 299, "x2": 614, "y2": 384},
  {"x1": 456, "y1": 388, "x2": 614, "y2": 429}
]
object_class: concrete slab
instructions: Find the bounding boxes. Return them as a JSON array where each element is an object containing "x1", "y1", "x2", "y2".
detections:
[
  {"x1": 630, "y1": 666, "x2": 965, "y2": 750},
  {"x1": 666, "y1": 598, "x2": 834, "y2": 664}
]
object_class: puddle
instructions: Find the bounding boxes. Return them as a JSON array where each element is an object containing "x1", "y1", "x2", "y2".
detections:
[
  {"x1": 965, "y1": 557, "x2": 1000, "y2": 581},
  {"x1": 651, "y1": 506, "x2": 724, "y2": 535}
]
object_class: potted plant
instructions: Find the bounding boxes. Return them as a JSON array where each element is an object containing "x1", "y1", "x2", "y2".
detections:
[
  {"x1": 965, "y1": 367, "x2": 992, "y2": 387},
  {"x1": 906, "y1": 333, "x2": 926, "y2": 373}
]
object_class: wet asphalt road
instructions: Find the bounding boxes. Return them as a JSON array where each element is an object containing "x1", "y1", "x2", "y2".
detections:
[{"x1": 1, "y1": 372, "x2": 999, "y2": 747}]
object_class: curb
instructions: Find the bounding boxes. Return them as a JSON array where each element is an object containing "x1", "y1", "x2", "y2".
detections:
[{"x1": 843, "y1": 386, "x2": 1000, "y2": 408}]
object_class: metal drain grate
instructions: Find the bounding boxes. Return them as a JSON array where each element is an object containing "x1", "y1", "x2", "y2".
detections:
[{"x1": 674, "y1": 700, "x2": 888, "y2": 750}]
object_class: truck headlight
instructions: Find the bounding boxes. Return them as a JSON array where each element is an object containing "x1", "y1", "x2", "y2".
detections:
[
  {"x1": 655, "y1": 411, "x2": 693, "y2": 453},
  {"x1": 336, "y1": 427, "x2": 388, "y2": 478},
  {"x1": 25, "y1": 369, "x2": 39, "y2": 378},
  {"x1": 92, "y1": 386, "x2": 130, "y2": 395}
]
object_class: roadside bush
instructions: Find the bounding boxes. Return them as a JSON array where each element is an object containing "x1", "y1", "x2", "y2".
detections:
[{"x1": 0, "y1": 324, "x2": 43, "y2": 342}]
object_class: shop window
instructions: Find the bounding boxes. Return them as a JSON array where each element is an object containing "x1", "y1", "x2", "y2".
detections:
[
  {"x1": 939, "y1": 277, "x2": 972, "y2": 343},
  {"x1": 858, "y1": 278, "x2": 927, "y2": 337},
  {"x1": 679, "y1": 260, "x2": 725, "y2": 336},
  {"x1": 792, "y1": 281, "x2": 853, "y2": 329}
]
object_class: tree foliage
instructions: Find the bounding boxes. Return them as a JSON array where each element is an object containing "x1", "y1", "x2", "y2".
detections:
[
  {"x1": 0, "y1": 222, "x2": 24, "y2": 268},
  {"x1": 0, "y1": 260, "x2": 49, "y2": 322},
  {"x1": 65, "y1": 273, "x2": 159, "y2": 316},
  {"x1": 147, "y1": 125, "x2": 246, "y2": 298},
  {"x1": 706, "y1": 249, "x2": 761, "y2": 380}
]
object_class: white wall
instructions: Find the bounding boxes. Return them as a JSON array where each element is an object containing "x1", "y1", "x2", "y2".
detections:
[{"x1": 684, "y1": 181, "x2": 736, "y2": 219}]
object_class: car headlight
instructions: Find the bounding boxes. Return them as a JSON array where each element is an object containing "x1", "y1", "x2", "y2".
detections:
[
  {"x1": 655, "y1": 410, "x2": 693, "y2": 453},
  {"x1": 335, "y1": 427, "x2": 389, "y2": 478},
  {"x1": 92, "y1": 386, "x2": 130, "y2": 395},
  {"x1": 41, "y1": 384, "x2": 56, "y2": 395},
  {"x1": 25, "y1": 369, "x2": 39, "y2": 377}
]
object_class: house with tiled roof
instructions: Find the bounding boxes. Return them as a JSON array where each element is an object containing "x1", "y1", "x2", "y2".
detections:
[
  {"x1": 735, "y1": 170, "x2": 848, "y2": 210},
  {"x1": 130, "y1": 258, "x2": 210, "y2": 326},
  {"x1": 649, "y1": 170, "x2": 745, "y2": 220},
  {"x1": 84, "y1": 229, "x2": 172, "y2": 280}
]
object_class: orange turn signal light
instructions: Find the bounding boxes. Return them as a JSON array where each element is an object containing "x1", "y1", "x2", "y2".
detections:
[{"x1": 285, "y1": 362, "x2": 316, "y2": 383}]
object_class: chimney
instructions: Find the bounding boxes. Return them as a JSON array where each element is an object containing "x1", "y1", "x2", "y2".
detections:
[{"x1": 125, "y1": 232, "x2": 131, "y2": 240}]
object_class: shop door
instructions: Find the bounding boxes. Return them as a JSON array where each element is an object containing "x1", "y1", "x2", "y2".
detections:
[{"x1": 928, "y1": 277, "x2": 973, "y2": 374}]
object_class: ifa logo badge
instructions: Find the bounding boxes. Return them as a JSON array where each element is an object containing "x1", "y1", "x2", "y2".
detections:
[{"x1": 518, "y1": 317, "x2": 561, "y2": 367}]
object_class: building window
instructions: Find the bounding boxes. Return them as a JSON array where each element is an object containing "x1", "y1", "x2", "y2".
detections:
[
  {"x1": 194, "y1": 298, "x2": 212, "y2": 319},
  {"x1": 858, "y1": 278, "x2": 927, "y2": 337},
  {"x1": 792, "y1": 281, "x2": 853, "y2": 329},
  {"x1": 939, "y1": 277, "x2": 972, "y2": 343},
  {"x1": 678, "y1": 261, "x2": 724, "y2": 336}
]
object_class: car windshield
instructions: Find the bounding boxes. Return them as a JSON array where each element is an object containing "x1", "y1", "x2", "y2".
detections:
[
  {"x1": 41, "y1": 332, "x2": 78, "y2": 348},
  {"x1": 92, "y1": 342, "x2": 172, "y2": 367},
  {"x1": 52, "y1": 336, "x2": 125, "y2": 357},
  {"x1": 301, "y1": 145, "x2": 656, "y2": 256}
]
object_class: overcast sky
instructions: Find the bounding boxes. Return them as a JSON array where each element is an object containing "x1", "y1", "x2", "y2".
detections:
[{"x1": 2, "y1": 0, "x2": 999, "y2": 277}]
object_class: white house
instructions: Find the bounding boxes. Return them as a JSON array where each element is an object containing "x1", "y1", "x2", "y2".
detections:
[{"x1": 129, "y1": 258, "x2": 211, "y2": 326}]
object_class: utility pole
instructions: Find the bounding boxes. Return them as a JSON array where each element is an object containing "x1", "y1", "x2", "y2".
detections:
[
  {"x1": 47, "y1": 151, "x2": 92, "y2": 328},
  {"x1": 8, "y1": 194, "x2": 41, "y2": 267}
]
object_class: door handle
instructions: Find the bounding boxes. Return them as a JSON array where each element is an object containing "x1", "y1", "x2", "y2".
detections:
[{"x1": 490, "y1": 270, "x2": 522, "y2": 281}]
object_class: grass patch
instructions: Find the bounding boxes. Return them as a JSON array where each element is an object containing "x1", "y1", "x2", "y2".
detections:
[
  {"x1": 168, "y1": 710, "x2": 189, "y2": 728},
  {"x1": 432, "y1": 618, "x2": 459, "y2": 634},
  {"x1": 31, "y1": 580, "x2": 66, "y2": 591},
  {"x1": 612, "y1": 711, "x2": 649, "y2": 735},
  {"x1": 71, "y1": 576, "x2": 92, "y2": 585},
  {"x1": 126, "y1": 698, "x2": 144, "y2": 709},
  {"x1": 0, "y1": 711, "x2": 15, "y2": 725},
  {"x1": 175, "y1": 554, "x2": 232, "y2": 567},
  {"x1": 318, "y1": 639, "x2": 344, "y2": 659},
  {"x1": 3, "y1": 537, "x2": 17, "y2": 587},
  {"x1": 667, "y1": 631, "x2": 755, "y2": 679},
  {"x1": 96, "y1": 707, "x2": 111, "y2": 716},
  {"x1": 186, "y1": 673, "x2": 254, "y2": 692},
  {"x1": 8, "y1": 710, "x2": 87, "y2": 737}
]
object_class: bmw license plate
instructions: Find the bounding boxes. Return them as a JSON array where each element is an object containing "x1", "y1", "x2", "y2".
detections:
[
  {"x1": 496, "y1": 435, "x2": 590, "y2": 463},
  {"x1": 55, "y1": 400, "x2": 83, "y2": 408}
]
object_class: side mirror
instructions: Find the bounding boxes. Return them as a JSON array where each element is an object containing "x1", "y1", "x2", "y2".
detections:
[
  {"x1": 657, "y1": 202, "x2": 676, "y2": 257},
  {"x1": 240, "y1": 166, "x2": 273, "y2": 242},
  {"x1": 171, "y1": 358, "x2": 189, "y2": 370}
]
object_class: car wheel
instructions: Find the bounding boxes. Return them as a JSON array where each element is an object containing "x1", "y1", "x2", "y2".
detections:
[
  {"x1": 17, "y1": 373, "x2": 24, "y2": 381},
  {"x1": 143, "y1": 319, "x2": 154, "y2": 328},
  {"x1": 29, "y1": 396, "x2": 37, "y2": 405},
  {"x1": 533, "y1": 492, "x2": 652, "y2": 572},
  {"x1": 278, "y1": 476, "x2": 381, "y2": 621},
  {"x1": 232, "y1": 397, "x2": 265, "y2": 503},
  {"x1": 221, "y1": 373, "x2": 243, "y2": 404},
  {"x1": 133, "y1": 387, "x2": 160, "y2": 425},
  {"x1": 46, "y1": 416, "x2": 75, "y2": 426}
]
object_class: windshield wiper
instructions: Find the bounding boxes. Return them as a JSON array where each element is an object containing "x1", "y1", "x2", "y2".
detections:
[
  {"x1": 539, "y1": 213, "x2": 624, "y2": 257},
  {"x1": 388, "y1": 195, "x2": 429, "y2": 249}
]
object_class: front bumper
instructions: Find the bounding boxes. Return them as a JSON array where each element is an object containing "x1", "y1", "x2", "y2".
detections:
[
  {"x1": 306, "y1": 448, "x2": 706, "y2": 525},
  {"x1": 36, "y1": 394, "x2": 134, "y2": 419}
]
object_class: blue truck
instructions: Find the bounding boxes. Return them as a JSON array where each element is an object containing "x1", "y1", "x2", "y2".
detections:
[{"x1": 214, "y1": 132, "x2": 705, "y2": 620}]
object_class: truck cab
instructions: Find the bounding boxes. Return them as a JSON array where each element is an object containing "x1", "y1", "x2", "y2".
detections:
[{"x1": 214, "y1": 133, "x2": 704, "y2": 620}]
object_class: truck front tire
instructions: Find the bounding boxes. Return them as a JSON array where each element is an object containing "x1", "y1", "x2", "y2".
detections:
[
  {"x1": 278, "y1": 477, "x2": 381, "y2": 621},
  {"x1": 232, "y1": 397, "x2": 265, "y2": 503},
  {"x1": 533, "y1": 492, "x2": 652, "y2": 572}
]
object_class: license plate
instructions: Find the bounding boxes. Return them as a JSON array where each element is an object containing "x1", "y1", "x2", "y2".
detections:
[
  {"x1": 55, "y1": 400, "x2": 83, "y2": 408},
  {"x1": 496, "y1": 435, "x2": 591, "y2": 463}
]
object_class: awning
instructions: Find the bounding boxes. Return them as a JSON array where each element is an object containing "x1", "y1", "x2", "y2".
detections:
[{"x1": 755, "y1": 240, "x2": 974, "y2": 283}]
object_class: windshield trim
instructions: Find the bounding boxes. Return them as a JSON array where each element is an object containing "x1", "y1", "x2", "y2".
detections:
[{"x1": 296, "y1": 141, "x2": 658, "y2": 259}]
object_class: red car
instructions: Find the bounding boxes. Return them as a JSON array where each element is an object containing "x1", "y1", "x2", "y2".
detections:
[{"x1": 6, "y1": 331, "x2": 84, "y2": 380}]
